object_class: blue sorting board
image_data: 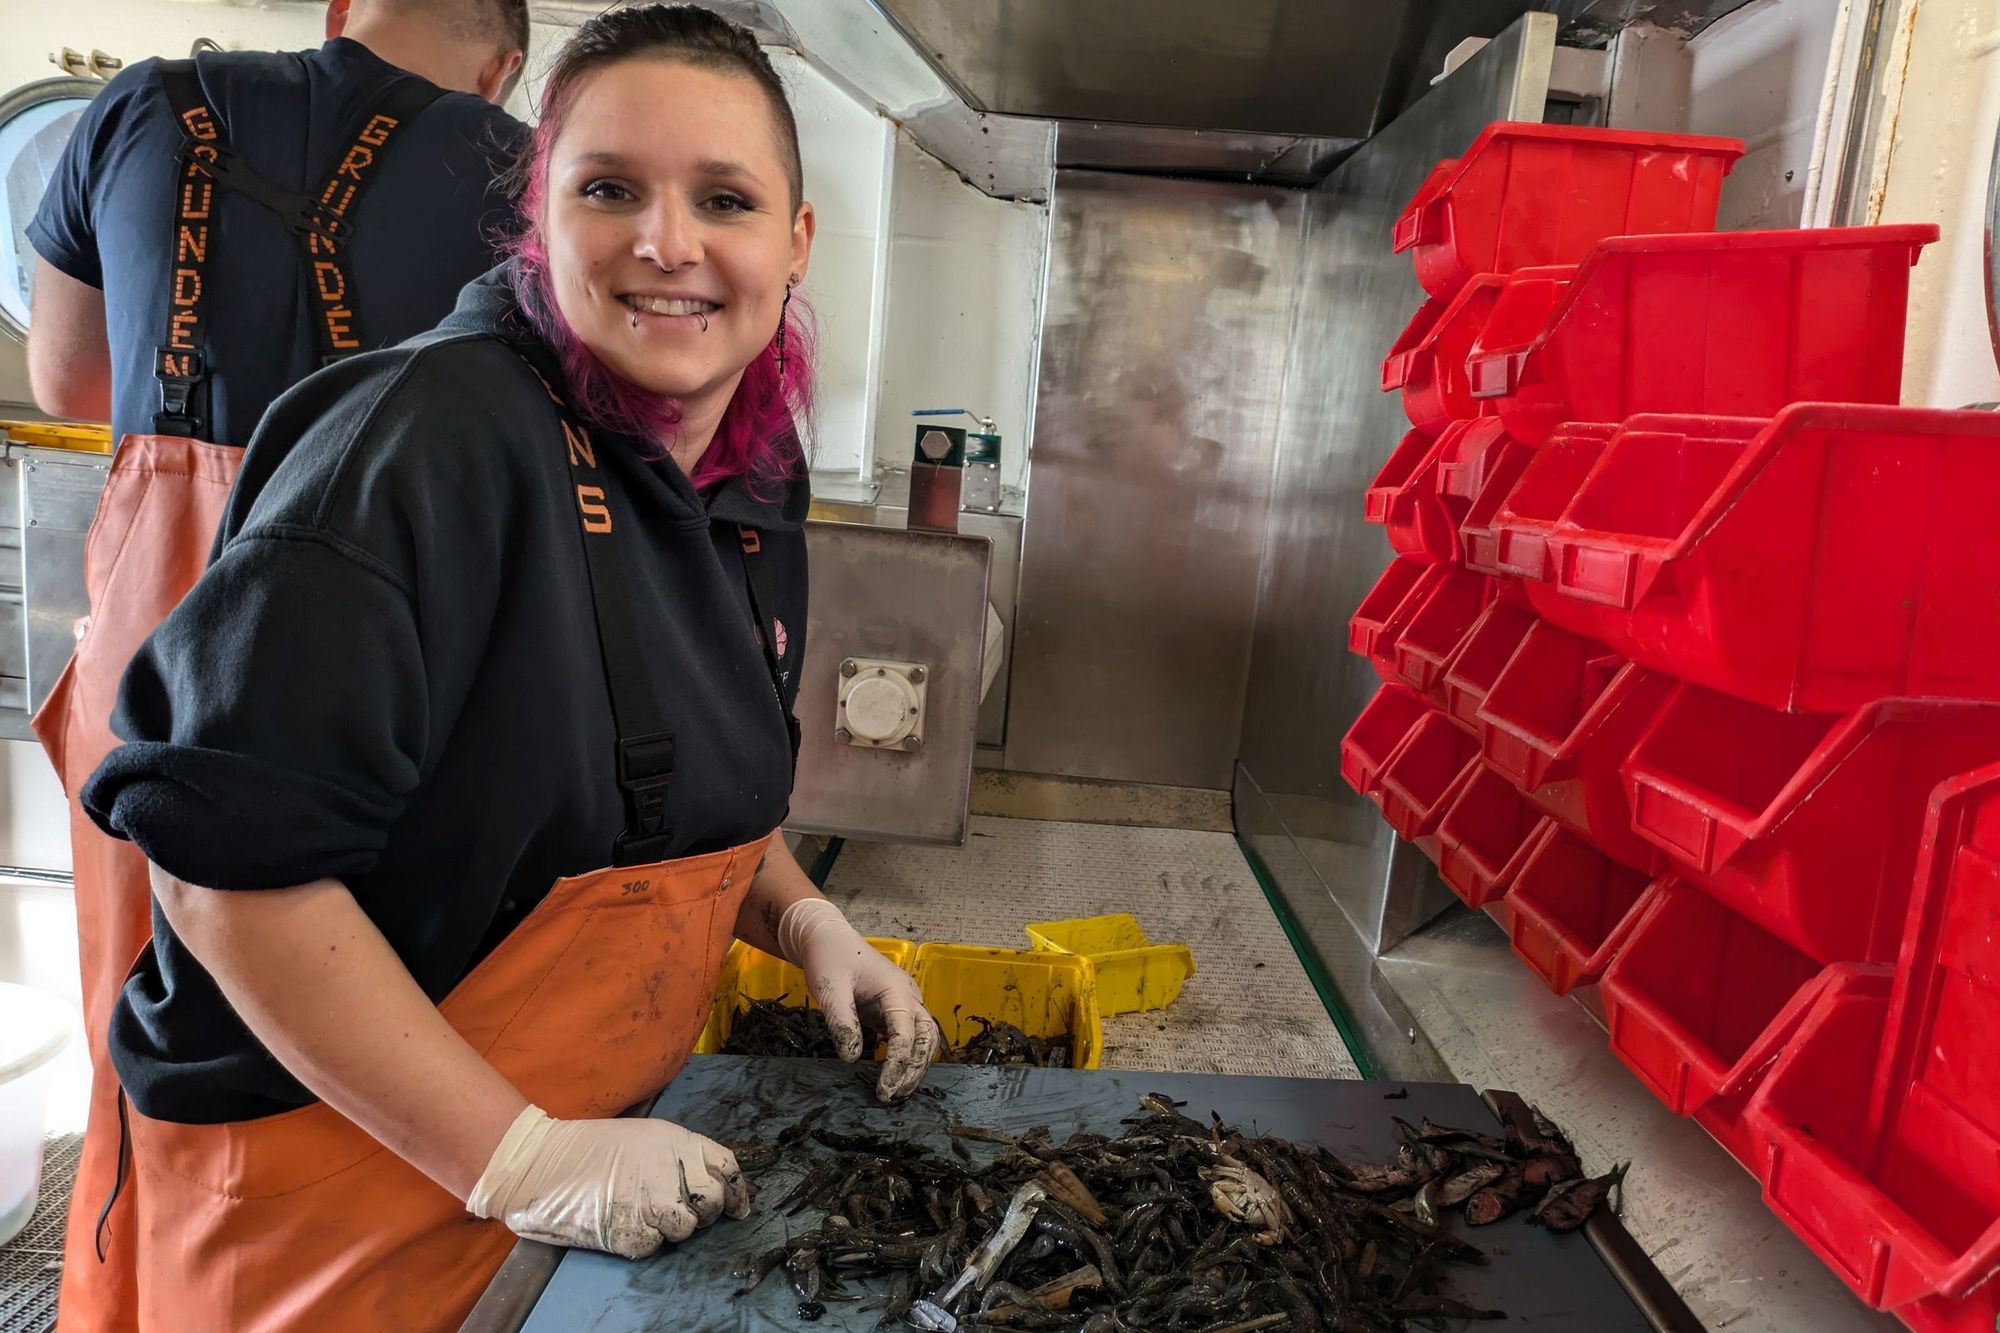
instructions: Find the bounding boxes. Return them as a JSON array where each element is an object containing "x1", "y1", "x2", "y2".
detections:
[{"x1": 518, "y1": 1056, "x2": 1653, "y2": 1333}]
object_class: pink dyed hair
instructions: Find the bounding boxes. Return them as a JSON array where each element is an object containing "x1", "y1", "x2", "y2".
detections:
[{"x1": 505, "y1": 8, "x2": 814, "y2": 492}]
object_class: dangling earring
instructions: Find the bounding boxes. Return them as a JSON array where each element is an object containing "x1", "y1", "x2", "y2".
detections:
[{"x1": 775, "y1": 277, "x2": 795, "y2": 378}]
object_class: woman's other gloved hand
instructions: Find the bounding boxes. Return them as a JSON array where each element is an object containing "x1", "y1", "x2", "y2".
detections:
[{"x1": 779, "y1": 896, "x2": 941, "y2": 1102}]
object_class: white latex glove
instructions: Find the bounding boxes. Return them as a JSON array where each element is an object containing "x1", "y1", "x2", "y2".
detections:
[
  {"x1": 466, "y1": 1105, "x2": 752, "y2": 1258},
  {"x1": 779, "y1": 897, "x2": 941, "y2": 1102}
]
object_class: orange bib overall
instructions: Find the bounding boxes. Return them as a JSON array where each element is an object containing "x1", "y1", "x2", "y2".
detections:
[{"x1": 34, "y1": 62, "x2": 503, "y2": 1330}]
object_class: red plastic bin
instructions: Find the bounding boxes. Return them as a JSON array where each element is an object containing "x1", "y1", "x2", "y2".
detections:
[
  {"x1": 1391, "y1": 122, "x2": 1743, "y2": 299},
  {"x1": 1391, "y1": 569, "x2": 1489, "y2": 698},
  {"x1": 1623, "y1": 686, "x2": 2000, "y2": 967},
  {"x1": 1381, "y1": 275, "x2": 1504, "y2": 435},
  {"x1": 1434, "y1": 764, "x2": 1550, "y2": 907},
  {"x1": 1373, "y1": 712, "x2": 1480, "y2": 854},
  {"x1": 1440, "y1": 600, "x2": 1535, "y2": 732},
  {"x1": 1466, "y1": 226, "x2": 1938, "y2": 446},
  {"x1": 1457, "y1": 428, "x2": 1544, "y2": 577},
  {"x1": 1601, "y1": 882, "x2": 1838, "y2": 1117},
  {"x1": 1750, "y1": 762, "x2": 2000, "y2": 1330},
  {"x1": 1476, "y1": 621, "x2": 1670, "y2": 873},
  {"x1": 1539, "y1": 404, "x2": 2000, "y2": 713},
  {"x1": 1435, "y1": 417, "x2": 1523, "y2": 504},
  {"x1": 1340, "y1": 683, "x2": 1431, "y2": 797},
  {"x1": 1467, "y1": 423, "x2": 1615, "y2": 580},
  {"x1": 1506, "y1": 824, "x2": 1662, "y2": 996},
  {"x1": 1364, "y1": 429, "x2": 1457, "y2": 564},
  {"x1": 1347, "y1": 558, "x2": 1432, "y2": 678}
]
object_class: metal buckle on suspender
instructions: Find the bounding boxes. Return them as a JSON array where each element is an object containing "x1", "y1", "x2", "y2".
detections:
[{"x1": 614, "y1": 731, "x2": 676, "y2": 862}]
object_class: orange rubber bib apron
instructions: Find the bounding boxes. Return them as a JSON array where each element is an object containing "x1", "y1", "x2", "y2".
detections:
[
  {"x1": 33, "y1": 434, "x2": 240, "y2": 1332},
  {"x1": 123, "y1": 834, "x2": 766, "y2": 1332},
  {"x1": 30, "y1": 65, "x2": 452, "y2": 1331}
]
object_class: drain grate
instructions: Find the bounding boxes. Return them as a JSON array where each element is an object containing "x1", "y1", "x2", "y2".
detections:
[{"x1": 0, "y1": 1134, "x2": 78, "y2": 1333}]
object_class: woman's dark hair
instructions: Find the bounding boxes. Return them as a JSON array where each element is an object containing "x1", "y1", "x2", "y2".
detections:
[
  {"x1": 508, "y1": 4, "x2": 813, "y2": 490},
  {"x1": 532, "y1": 5, "x2": 803, "y2": 206}
]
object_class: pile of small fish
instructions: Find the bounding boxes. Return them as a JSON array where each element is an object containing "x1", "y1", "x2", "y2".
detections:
[
  {"x1": 722, "y1": 998, "x2": 852, "y2": 1060},
  {"x1": 721, "y1": 1000, "x2": 1075, "y2": 1070},
  {"x1": 735, "y1": 1095, "x2": 1623, "y2": 1330},
  {"x1": 948, "y1": 1016, "x2": 1073, "y2": 1070}
]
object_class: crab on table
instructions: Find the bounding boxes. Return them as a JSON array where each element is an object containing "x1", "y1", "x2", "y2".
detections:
[{"x1": 1200, "y1": 1156, "x2": 1295, "y2": 1245}]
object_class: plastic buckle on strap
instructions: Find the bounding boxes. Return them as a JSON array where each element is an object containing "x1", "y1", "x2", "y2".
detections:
[
  {"x1": 616, "y1": 731, "x2": 676, "y2": 841},
  {"x1": 154, "y1": 347, "x2": 205, "y2": 437}
]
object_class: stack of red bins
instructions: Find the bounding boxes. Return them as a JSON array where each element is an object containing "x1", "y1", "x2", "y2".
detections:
[{"x1": 1344, "y1": 120, "x2": 2000, "y2": 1333}]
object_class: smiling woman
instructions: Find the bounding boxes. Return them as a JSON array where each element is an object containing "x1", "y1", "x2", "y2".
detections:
[
  {"x1": 65, "y1": 5, "x2": 936, "y2": 1330},
  {"x1": 510, "y1": 5, "x2": 818, "y2": 487}
]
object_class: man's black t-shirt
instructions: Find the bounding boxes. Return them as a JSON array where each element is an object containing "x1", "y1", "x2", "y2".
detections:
[{"x1": 28, "y1": 38, "x2": 524, "y2": 446}]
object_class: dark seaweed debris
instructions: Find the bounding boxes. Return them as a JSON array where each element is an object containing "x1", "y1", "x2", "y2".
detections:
[
  {"x1": 721, "y1": 1000, "x2": 1075, "y2": 1069},
  {"x1": 739, "y1": 1097, "x2": 1624, "y2": 1330}
]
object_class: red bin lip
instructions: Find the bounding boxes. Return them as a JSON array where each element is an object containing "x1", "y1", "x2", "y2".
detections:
[
  {"x1": 1382, "y1": 275, "x2": 1507, "y2": 436},
  {"x1": 1440, "y1": 599, "x2": 1536, "y2": 732},
  {"x1": 1339, "y1": 683, "x2": 1432, "y2": 798},
  {"x1": 1392, "y1": 122, "x2": 1748, "y2": 257},
  {"x1": 1466, "y1": 225, "x2": 1941, "y2": 446},
  {"x1": 1347, "y1": 558, "x2": 1434, "y2": 673},
  {"x1": 1364, "y1": 430, "x2": 1459, "y2": 565},
  {"x1": 1601, "y1": 884, "x2": 1835, "y2": 1117},
  {"x1": 1504, "y1": 824, "x2": 1663, "y2": 996},
  {"x1": 1480, "y1": 422, "x2": 1617, "y2": 581},
  {"x1": 1392, "y1": 122, "x2": 1746, "y2": 296},
  {"x1": 1433, "y1": 764, "x2": 1549, "y2": 908},
  {"x1": 1391, "y1": 569, "x2": 1490, "y2": 699},
  {"x1": 1435, "y1": 417, "x2": 1518, "y2": 503},
  {"x1": 1747, "y1": 761, "x2": 2000, "y2": 1315},
  {"x1": 1374, "y1": 712, "x2": 1480, "y2": 843},
  {"x1": 1537, "y1": 403, "x2": 2000, "y2": 713},
  {"x1": 1623, "y1": 688, "x2": 2000, "y2": 966}
]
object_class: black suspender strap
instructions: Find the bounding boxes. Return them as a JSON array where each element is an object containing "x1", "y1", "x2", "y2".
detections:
[
  {"x1": 553, "y1": 409, "x2": 679, "y2": 867},
  {"x1": 534, "y1": 358, "x2": 802, "y2": 862},
  {"x1": 297, "y1": 76, "x2": 444, "y2": 364},
  {"x1": 735, "y1": 526, "x2": 803, "y2": 770},
  {"x1": 154, "y1": 61, "x2": 219, "y2": 437},
  {"x1": 150, "y1": 61, "x2": 444, "y2": 437}
]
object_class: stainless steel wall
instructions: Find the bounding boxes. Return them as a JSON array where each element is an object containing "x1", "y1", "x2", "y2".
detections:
[
  {"x1": 1005, "y1": 170, "x2": 1303, "y2": 790},
  {"x1": 1234, "y1": 17, "x2": 1554, "y2": 1030}
]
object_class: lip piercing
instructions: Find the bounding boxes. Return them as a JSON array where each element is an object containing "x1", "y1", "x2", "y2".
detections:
[{"x1": 695, "y1": 311, "x2": 709, "y2": 333}]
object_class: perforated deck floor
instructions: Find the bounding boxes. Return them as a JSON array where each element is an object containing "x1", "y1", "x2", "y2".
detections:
[
  {"x1": 821, "y1": 815, "x2": 1360, "y2": 1079},
  {"x1": 0, "y1": 1134, "x2": 76, "y2": 1333}
]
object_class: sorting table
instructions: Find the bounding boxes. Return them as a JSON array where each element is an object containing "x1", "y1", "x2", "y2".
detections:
[{"x1": 467, "y1": 1056, "x2": 1694, "y2": 1333}]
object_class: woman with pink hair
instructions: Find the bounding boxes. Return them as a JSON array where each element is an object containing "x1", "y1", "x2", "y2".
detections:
[{"x1": 66, "y1": 8, "x2": 936, "y2": 1330}]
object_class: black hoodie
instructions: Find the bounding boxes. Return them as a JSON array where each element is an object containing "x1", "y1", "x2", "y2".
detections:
[{"x1": 85, "y1": 264, "x2": 809, "y2": 1123}]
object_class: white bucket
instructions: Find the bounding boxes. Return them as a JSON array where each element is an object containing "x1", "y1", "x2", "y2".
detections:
[{"x1": 0, "y1": 982, "x2": 76, "y2": 1245}]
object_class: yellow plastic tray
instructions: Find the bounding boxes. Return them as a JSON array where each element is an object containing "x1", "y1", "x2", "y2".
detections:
[
  {"x1": 912, "y1": 943, "x2": 1103, "y2": 1069},
  {"x1": 1024, "y1": 913, "x2": 1195, "y2": 1017},
  {"x1": 695, "y1": 937, "x2": 917, "y2": 1055},
  {"x1": 0, "y1": 420, "x2": 113, "y2": 453}
]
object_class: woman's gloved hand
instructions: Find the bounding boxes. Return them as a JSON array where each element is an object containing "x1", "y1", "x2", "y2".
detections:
[
  {"x1": 779, "y1": 897, "x2": 941, "y2": 1102},
  {"x1": 466, "y1": 1104, "x2": 752, "y2": 1258}
]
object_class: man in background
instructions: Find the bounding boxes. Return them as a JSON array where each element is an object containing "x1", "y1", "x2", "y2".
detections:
[{"x1": 22, "y1": 4, "x2": 530, "y2": 1326}]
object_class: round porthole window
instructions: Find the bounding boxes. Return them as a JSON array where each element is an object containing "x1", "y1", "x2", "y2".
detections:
[{"x1": 0, "y1": 77, "x2": 101, "y2": 339}]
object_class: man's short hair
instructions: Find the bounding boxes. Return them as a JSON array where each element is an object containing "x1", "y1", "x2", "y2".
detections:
[{"x1": 370, "y1": 0, "x2": 530, "y2": 56}]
